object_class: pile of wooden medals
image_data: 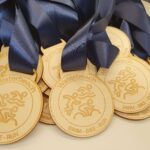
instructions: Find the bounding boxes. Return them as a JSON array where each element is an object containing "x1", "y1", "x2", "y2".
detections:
[{"x1": 0, "y1": 26, "x2": 150, "y2": 144}]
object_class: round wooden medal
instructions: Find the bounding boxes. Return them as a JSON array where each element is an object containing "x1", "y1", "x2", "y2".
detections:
[
  {"x1": 98, "y1": 56, "x2": 150, "y2": 113},
  {"x1": 50, "y1": 74, "x2": 114, "y2": 137},
  {"x1": 0, "y1": 75, "x2": 43, "y2": 144}
]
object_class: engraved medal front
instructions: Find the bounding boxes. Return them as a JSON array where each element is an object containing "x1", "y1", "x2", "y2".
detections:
[
  {"x1": 50, "y1": 74, "x2": 113, "y2": 137},
  {"x1": 99, "y1": 56, "x2": 150, "y2": 113},
  {"x1": 0, "y1": 76, "x2": 43, "y2": 144}
]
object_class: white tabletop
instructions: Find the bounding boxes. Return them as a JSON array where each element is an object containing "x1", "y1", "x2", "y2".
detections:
[{"x1": 1, "y1": 1, "x2": 150, "y2": 150}]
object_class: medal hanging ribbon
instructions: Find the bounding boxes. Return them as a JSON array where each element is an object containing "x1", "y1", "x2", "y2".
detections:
[
  {"x1": 4, "y1": 0, "x2": 119, "y2": 73},
  {"x1": 17, "y1": 0, "x2": 95, "y2": 48},
  {"x1": 114, "y1": 0, "x2": 150, "y2": 60},
  {"x1": 0, "y1": 0, "x2": 39, "y2": 74},
  {"x1": 1, "y1": 0, "x2": 149, "y2": 74},
  {"x1": 62, "y1": 0, "x2": 119, "y2": 71}
]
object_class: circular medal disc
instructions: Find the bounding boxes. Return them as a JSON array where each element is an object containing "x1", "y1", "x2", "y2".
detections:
[
  {"x1": 115, "y1": 106, "x2": 150, "y2": 120},
  {"x1": 42, "y1": 42, "x2": 66, "y2": 88},
  {"x1": 106, "y1": 26, "x2": 131, "y2": 57},
  {"x1": 0, "y1": 75, "x2": 43, "y2": 144},
  {"x1": 40, "y1": 95, "x2": 55, "y2": 125},
  {"x1": 50, "y1": 74, "x2": 114, "y2": 137},
  {"x1": 0, "y1": 47, "x2": 37, "y2": 81},
  {"x1": 98, "y1": 56, "x2": 150, "y2": 113}
]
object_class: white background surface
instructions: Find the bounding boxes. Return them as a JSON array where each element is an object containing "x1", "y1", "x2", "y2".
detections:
[
  {"x1": 1, "y1": 1, "x2": 150, "y2": 150},
  {"x1": 1, "y1": 116, "x2": 150, "y2": 150}
]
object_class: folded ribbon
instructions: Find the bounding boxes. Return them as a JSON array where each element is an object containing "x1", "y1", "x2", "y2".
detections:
[
  {"x1": 3, "y1": 0, "x2": 143, "y2": 74},
  {"x1": 18, "y1": 0, "x2": 95, "y2": 48},
  {"x1": 62, "y1": 0, "x2": 119, "y2": 71},
  {"x1": 114, "y1": 0, "x2": 150, "y2": 60},
  {"x1": 18, "y1": 0, "x2": 118, "y2": 72},
  {"x1": 0, "y1": 0, "x2": 39, "y2": 74}
]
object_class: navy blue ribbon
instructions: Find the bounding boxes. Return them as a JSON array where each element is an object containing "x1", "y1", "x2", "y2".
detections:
[
  {"x1": 18, "y1": 0, "x2": 95, "y2": 48},
  {"x1": 62, "y1": 0, "x2": 119, "y2": 71},
  {"x1": 1, "y1": 0, "x2": 149, "y2": 74},
  {"x1": 20, "y1": 0, "x2": 118, "y2": 71},
  {"x1": 114, "y1": 0, "x2": 150, "y2": 60},
  {"x1": 0, "y1": 0, "x2": 39, "y2": 74}
]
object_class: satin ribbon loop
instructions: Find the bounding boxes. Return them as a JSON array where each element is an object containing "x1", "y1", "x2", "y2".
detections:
[
  {"x1": 114, "y1": 0, "x2": 150, "y2": 60},
  {"x1": 61, "y1": 19, "x2": 91, "y2": 71},
  {"x1": 18, "y1": 0, "x2": 95, "y2": 48},
  {"x1": 0, "y1": 1, "x2": 40, "y2": 74},
  {"x1": 62, "y1": 0, "x2": 119, "y2": 71},
  {"x1": 115, "y1": 1, "x2": 150, "y2": 34}
]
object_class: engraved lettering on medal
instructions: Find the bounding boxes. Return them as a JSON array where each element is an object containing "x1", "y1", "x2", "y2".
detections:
[
  {"x1": 68, "y1": 126, "x2": 82, "y2": 133},
  {"x1": 6, "y1": 132, "x2": 19, "y2": 140},
  {"x1": 108, "y1": 67, "x2": 145, "y2": 99},
  {"x1": 0, "y1": 91, "x2": 27, "y2": 126},
  {"x1": 64, "y1": 84, "x2": 101, "y2": 119},
  {"x1": 86, "y1": 127, "x2": 96, "y2": 133}
]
